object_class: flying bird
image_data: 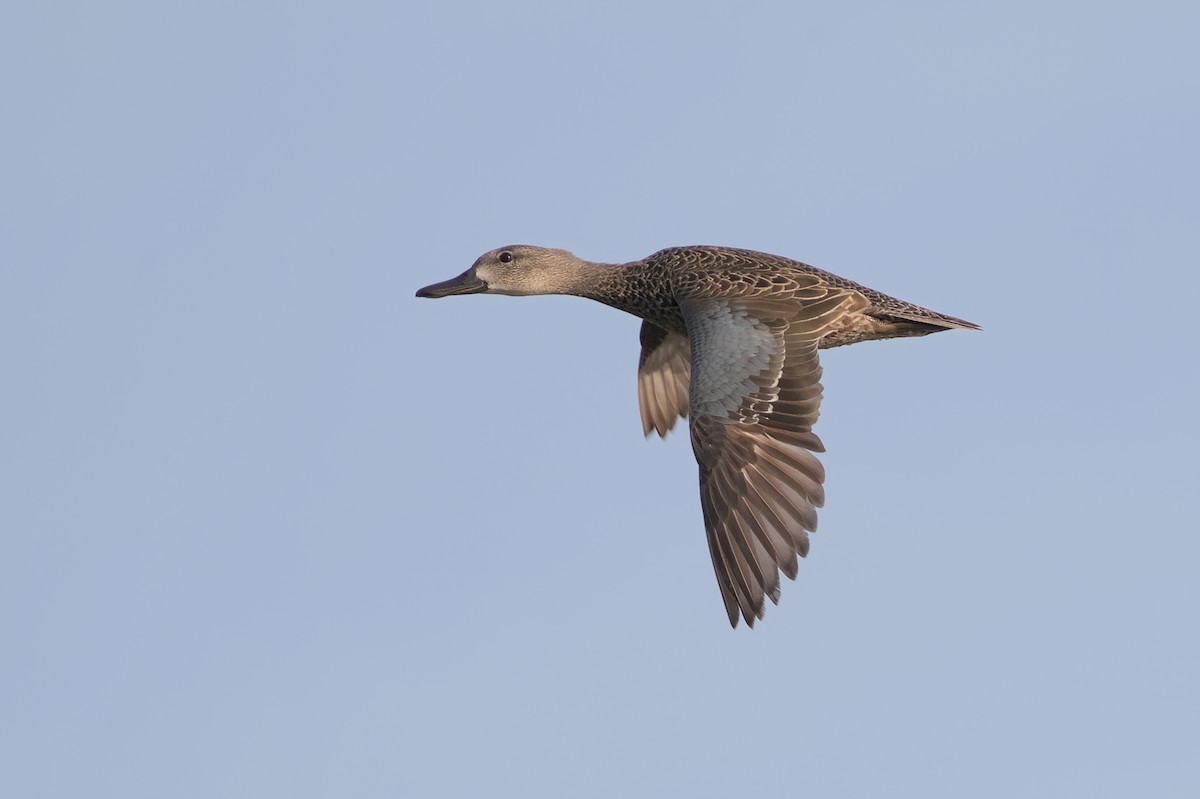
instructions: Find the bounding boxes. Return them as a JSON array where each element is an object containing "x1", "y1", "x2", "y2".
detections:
[{"x1": 416, "y1": 245, "x2": 978, "y2": 627}]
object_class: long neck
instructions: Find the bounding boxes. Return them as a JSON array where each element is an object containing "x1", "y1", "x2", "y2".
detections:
[
  {"x1": 569, "y1": 260, "x2": 633, "y2": 302},
  {"x1": 571, "y1": 259, "x2": 677, "y2": 325}
]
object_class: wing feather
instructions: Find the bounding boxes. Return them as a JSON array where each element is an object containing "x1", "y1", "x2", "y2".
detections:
[
  {"x1": 637, "y1": 321, "x2": 691, "y2": 438},
  {"x1": 682, "y1": 290, "x2": 868, "y2": 627}
]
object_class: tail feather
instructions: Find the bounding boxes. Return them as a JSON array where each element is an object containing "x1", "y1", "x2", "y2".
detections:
[{"x1": 879, "y1": 308, "x2": 981, "y2": 331}]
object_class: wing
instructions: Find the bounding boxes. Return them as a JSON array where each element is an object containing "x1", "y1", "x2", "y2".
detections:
[
  {"x1": 681, "y1": 289, "x2": 869, "y2": 628},
  {"x1": 637, "y1": 321, "x2": 691, "y2": 438}
]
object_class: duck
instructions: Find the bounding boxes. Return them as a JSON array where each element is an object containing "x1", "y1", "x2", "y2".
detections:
[{"x1": 416, "y1": 245, "x2": 979, "y2": 628}]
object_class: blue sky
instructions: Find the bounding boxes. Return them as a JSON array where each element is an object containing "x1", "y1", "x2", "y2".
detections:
[{"x1": 3, "y1": 2, "x2": 1198, "y2": 797}]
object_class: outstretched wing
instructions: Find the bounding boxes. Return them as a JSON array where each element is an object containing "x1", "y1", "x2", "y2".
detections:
[
  {"x1": 681, "y1": 289, "x2": 868, "y2": 627},
  {"x1": 637, "y1": 321, "x2": 691, "y2": 438}
]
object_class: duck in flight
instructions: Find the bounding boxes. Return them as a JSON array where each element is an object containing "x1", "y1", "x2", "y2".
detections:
[{"x1": 417, "y1": 245, "x2": 978, "y2": 627}]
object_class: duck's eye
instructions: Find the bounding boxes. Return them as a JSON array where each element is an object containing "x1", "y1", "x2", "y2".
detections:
[{"x1": 498, "y1": 251, "x2": 514, "y2": 264}]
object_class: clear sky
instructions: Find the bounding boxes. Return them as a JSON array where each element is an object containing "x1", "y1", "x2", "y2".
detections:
[{"x1": 3, "y1": 2, "x2": 1198, "y2": 797}]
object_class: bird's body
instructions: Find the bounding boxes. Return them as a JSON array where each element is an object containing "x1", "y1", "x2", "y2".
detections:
[{"x1": 417, "y1": 245, "x2": 978, "y2": 627}]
